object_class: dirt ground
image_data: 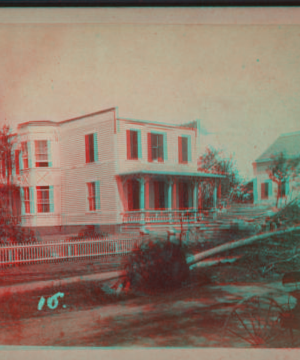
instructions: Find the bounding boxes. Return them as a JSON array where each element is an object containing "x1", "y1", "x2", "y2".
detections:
[{"x1": 0, "y1": 277, "x2": 294, "y2": 348}]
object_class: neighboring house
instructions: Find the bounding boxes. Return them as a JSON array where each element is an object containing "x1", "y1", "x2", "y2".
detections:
[
  {"x1": 10, "y1": 107, "x2": 223, "y2": 235},
  {"x1": 253, "y1": 131, "x2": 300, "y2": 205}
]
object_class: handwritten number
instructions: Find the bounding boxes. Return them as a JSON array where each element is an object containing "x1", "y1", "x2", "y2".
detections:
[
  {"x1": 38, "y1": 292, "x2": 65, "y2": 311},
  {"x1": 47, "y1": 292, "x2": 64, "y2": 310},
  {"x1": 37, "y1": 296, "x2": 46, "y2": 310}
]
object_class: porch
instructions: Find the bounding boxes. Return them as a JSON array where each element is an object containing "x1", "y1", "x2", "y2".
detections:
[{"x1": 117, "y1": 171, "x2": 224, "y2": 225}]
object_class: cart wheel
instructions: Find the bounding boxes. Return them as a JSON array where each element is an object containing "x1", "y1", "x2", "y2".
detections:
[{"x1": 222, "y1": 296, "x2": 291, "y2": 347}]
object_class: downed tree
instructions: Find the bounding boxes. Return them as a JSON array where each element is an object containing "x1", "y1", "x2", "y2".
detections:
[{"x1": 187, "y1": 224, "x2": 300, "y2": 268}]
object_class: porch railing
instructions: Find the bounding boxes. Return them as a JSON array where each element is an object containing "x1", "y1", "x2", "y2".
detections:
[
  {"x1": 122, "y1": 209, "x2": 215, "y2": 224},
  {"x1": 0, "y1": 234, "x2": 145, "y2": 268}
]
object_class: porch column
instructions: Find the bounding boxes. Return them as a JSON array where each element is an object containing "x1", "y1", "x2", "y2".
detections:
[
  {"x1": 139, "y1": 177, "x2": 145, "y2": 224},
  {"x1": 167, "y1": 179, "x2": 173, "y2": 222},
  {"x1": 193, "y1": 180, "x2": 199, "y2": 221},
  {"x1": 213, "y1": 180, "x2": 218, "y2": 209},
  {"x1": 168, "y1": 180, "x2": 173, "y2": 209},
  {"x1": 198, "y1": 182, "x2": 202, "y2": 211}
]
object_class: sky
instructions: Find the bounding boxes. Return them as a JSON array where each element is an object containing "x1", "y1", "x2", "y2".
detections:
[{"x1": 1, "y1": 20, "x2": 300, "y2": 180}]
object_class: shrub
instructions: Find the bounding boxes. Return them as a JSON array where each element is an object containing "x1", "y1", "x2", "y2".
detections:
[{"x1": 124, "y1": 238, "x2": 190, "y2": 294}]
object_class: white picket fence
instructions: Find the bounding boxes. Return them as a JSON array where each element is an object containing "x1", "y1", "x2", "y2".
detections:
[{"x1": 0, "y1": 235, "x2": 145, "y2": 267}]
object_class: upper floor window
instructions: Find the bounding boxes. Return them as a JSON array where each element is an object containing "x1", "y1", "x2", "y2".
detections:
[
  {"x1": 148, "y1": 133, "x2": 164, "y2": 162},
  {"x1": 35, "y1": 140, "x2": 50, "y2": 167},
  {"x1": 87, "y1": 181, "x2": 100, "y2": 211},
  {"x1": 178, "y1": 136, "x2": 191, "y2": 164},
  {"x1": 127, "y1": 130, "x2": 140, "y2": 160},
  {"x1": 21, "y1": 142, "x2": 29, "y2": 169},
  {"x1": 85, "y1": 133, "x2": 98, "y2": 163},
  {"x1": 37, "y1": 185, "x2": 54, "y2": 213}
]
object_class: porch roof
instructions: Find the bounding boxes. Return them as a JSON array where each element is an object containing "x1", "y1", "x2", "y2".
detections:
[{"x1": 116, "y1": 170, "x2": 225, "y2": 178}]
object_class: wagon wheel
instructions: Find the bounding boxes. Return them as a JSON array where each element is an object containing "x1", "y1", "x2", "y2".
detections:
[{"x1": 222, "y1": 296, "x2": 292, "y2": 348}]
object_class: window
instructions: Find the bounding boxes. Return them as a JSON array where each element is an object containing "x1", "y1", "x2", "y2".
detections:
[
  {"x1": 85, "y1": 133, "x2": 98, "y2": 163},
  {"x1": 127, "y1": 130, "x2": 139, "y2": 160},
  {"x1": 178, "y1": 136, "x2": 188, "y2": 163},
  {"x1": 35, "y1": 140, "x2": 49, "y2": 167},
  {"x1": 149, "y1": 133, "x2": 164, "y2": 162},
  {"x1": 154, "y1": 181, "x2": 166, "y2": 210},
  {"x1": 37, "y1": 186, "x2": 54, "y2": 213},
  {"x1": 21, "y1": 142, "x2": 29, "y2": 169},
  {"x1": 127, "y1": 179, "x2": 140, "y2": 211},
  {"x1": 87, "y1": 181, "x2": 100, "y2": 211},
  {"x1": 15, "y1": 150, "x2": 20, "y2": 175},
  {"x1": 23, "y1": 187, "x2": 31, "y2": 214},
  {"x1": 279, "y1": 181, "x2": 286, "y2": 197},
  {"x1": 261, "y1": 182, "x2": 269, "y2": 200},
  {"x1": 179, "y1": 182, "x2": 189, "y2": 209}
]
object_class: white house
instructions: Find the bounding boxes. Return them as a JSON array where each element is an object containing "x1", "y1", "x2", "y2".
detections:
[
  {"x1": 253, "y1": 131, "x2": 300, "y2": 206},
  {"x1": 11, "y1": 107, "x2": 223, "y2": 237}
]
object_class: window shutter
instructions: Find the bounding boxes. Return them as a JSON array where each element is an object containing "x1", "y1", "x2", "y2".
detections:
[
  {"x1": 85, "y1": 134, "x2": 90, "y2": 163},
  {"x1": 49, "y1": 186, "x2": 54, "y2": 213},
  {"x1": 95, "y1": 181, "x2": 101, "y2": 210},
  {"x1": 187, "y1": 135, "x2": 192, "y2": 162},
  {"x1": 28, "y1": 142, "x2": 32, "y2": 168},
  {"x1": 12, "y1": 152, "x2": 16, "y2": 177},
  {"x1": 147, "y1": 133, "x2": 152, "y2": 162},
  {"x1": 126, "y1": 130, "x2": 131, "y2": 160},
  {"x1": 178, "y1": 136, "x2": 182, "y2": 163},
  {"x1": 261, "y1": 183, "x2": 265, "y2": 199},
  {"x1": 286, "y1": 180, "x2": 290, "y2": 195},
  {"x1": 19, "y1": 149, "x2": 23, "y2": 171},
  {"x1": 29, "y1": 187, "x2": 35, "y2": 214},
  {"x1": 137, "y1": 130, "x2": 142, "y2": 159},
  {"x1": 93, "y1": 133, "x2": 99, "y2": 162},
  {"x1": 163, "y1": 133, "x2": 168, "y2": 161},
  {"x1": 20, "y1": 187, "x2": 25, "y2": 215},
  {"x1": 268, "y1": 180, "x2": 273, "y2": 197},
  {"x1": 47, "y1": 140, "x2": 52, "y2": 167}
]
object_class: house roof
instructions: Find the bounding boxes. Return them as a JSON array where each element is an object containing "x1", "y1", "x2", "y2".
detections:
[
  {"x1": 18, "y1": 107, "x2": 116, "y2": 130},
  {"x1": 116, "y1": 170, "x2": 225, "y2": 178},
  {"x1": 255, "y1": 131, "x2": 300, "y2": 162}
]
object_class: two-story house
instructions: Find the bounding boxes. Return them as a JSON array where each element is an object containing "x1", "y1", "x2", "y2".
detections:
[
  {"x1": 253, "y1": 131, "x2": 300, "y2": 206},
  {"x1": 12, "y1": 107, "x2": 223, "y2": 237}
]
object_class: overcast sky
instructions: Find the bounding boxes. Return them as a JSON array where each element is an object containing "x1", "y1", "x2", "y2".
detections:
[{"x1": 1, "y1": 22, "x2": 300, "y2": 180}]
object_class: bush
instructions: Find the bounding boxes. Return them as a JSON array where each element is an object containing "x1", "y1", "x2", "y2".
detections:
[{"x1": 124, "y1": 238, "x2": 190, "y2": 294}]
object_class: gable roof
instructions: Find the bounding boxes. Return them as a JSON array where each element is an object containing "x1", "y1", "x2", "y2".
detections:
[{"x1": 256, "y1": 131, "x2": 300, "y2": 162}]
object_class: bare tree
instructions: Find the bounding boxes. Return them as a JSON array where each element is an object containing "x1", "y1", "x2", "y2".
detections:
[
  {"x1": 0, "y1": 125, "x2": 16, "y2": 213},
  {"x1": 197, "y1": 146, "x2": 240, "y2": 207},
  {"x1": 267, "y1": 152, "x2": 300, "y2": 208}
]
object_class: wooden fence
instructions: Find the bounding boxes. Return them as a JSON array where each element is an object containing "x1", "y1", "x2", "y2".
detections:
[{"x1": 0, "y1": 235, "x2": 145, "y2": 268}]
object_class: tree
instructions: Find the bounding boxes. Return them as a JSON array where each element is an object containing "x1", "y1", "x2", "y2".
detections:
[
  {"x1": 0, "y1": 124, "x2": 36, "y2": 244},
  {"x1": 0, "y1": 125, "x2": 16, "y2": 213},
  {"x1": 266, "y1": 152, "x2": 300, "y2": 208},
  {"x1": 197, "y1": 146, "x2": 240, "y2": 207}
]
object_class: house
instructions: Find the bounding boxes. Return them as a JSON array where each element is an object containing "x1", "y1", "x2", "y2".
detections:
[
  {"x1": 252, "y1": 131, "x2": 300, "y2": 205},
  {"x1": 11, "y1": 107, "x2": 224, "y2": 237}
]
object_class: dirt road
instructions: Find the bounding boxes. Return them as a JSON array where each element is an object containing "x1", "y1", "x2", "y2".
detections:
[{"x1": 0, "y1": 280, "x2": 292, "y2": 347}]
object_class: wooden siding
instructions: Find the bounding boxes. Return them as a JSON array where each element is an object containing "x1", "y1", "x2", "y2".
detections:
[
  {"x1": 115, "y1": 120, "x2": 198, "y2": 175},
  {"x1": 59, "y1": 111, "x2": 120, "y2": 226}
]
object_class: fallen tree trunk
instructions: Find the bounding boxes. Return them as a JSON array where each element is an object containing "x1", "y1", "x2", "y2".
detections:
[{"x1": 187, "y1": 224, "x2": 300, "y2": 267}]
